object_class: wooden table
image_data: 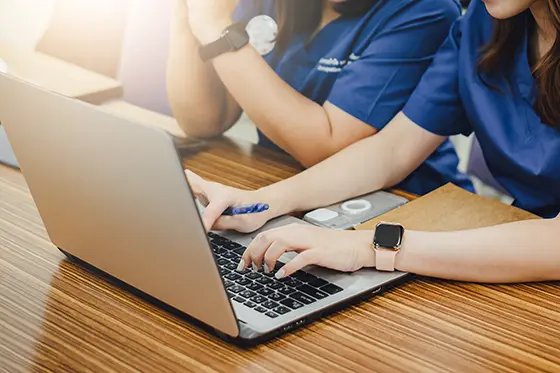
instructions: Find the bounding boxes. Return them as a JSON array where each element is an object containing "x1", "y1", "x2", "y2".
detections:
[
  {"x1": 0, "y1": 138, "x2": 559, "y2": 373},
  {"x1": 0, "y1": 44, "x2": 122, "y2": 104}
]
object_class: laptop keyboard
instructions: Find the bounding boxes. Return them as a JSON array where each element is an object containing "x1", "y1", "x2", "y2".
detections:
[{"x1": 208, "y1": 232, "x2": 344, "y2": 319}]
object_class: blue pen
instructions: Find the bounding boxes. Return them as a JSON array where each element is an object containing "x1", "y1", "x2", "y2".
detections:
[{"x1": 222, "y1": 203, "x2": 269, "y2": 216}]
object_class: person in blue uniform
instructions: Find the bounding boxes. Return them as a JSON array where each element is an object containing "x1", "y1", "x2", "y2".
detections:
[
  {"x1": 187, "y1": 0, "x2": 560, "y2": 283},
  {"x1": 168, "y1": 0, "x2": 473, "y2": 196}
]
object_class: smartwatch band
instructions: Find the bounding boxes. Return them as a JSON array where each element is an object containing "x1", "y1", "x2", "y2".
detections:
[
  {"x1": 199, "y1": 23, "x2": 249, "y2": 62},
  {"x1": 199, "y1": 37, "x2": 233, "y2": 62},
  {"x1": 374, "y1": 248, "x2": 398, "y2": 272}
]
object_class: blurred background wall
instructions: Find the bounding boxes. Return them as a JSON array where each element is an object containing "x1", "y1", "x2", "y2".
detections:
[{"x1": 0, "y1": 0, "x2": 54, "y2": 47}]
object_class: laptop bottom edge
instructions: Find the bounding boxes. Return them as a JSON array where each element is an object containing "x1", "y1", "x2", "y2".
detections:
[{"x1": 58, "y1": 248, "x2": 413, "y2": 347}]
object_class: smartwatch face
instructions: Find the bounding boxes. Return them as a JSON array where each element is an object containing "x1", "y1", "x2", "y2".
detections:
[
  {"x1": 375, "y1": 224, "x2": 404, "y2": 249},
  {"x1": 225, "y1": 23, "x2": 250, "y2": 50}
]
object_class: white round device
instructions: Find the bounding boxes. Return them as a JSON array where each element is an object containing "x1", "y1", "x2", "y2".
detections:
[
  {"x1": 341, "y1": 199, "x2": 372, "y2": 215},
  {"x1": 246, "y1": 15, "x2": 278, "y2": 56}
]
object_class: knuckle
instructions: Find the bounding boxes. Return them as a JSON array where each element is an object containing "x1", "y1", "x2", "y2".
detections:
[
  {"x1": 256, "y1": 231, "x2": 271, "y2": 243},
  {"x1": 300, "y1": 250, "x2": 317, "y2": 264},
  {"x1": 264, "y1": 248, "x2": 278, "y2": 262}
]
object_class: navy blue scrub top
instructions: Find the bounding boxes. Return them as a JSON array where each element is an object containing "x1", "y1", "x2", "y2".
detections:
[
  {"x1": 234, "y1": 0, "x2": 474, "y2": 196},
  {"x1": 403, "y1": 0, "x2": 560, "y2": 218}
]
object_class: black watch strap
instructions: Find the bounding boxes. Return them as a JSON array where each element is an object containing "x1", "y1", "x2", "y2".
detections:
[
  {"x1": 199, "y1": 37, "x2": 232, "y2": 62},
  {"x1": 199, "y1": 23, "x2": 249, "y2": 62}
]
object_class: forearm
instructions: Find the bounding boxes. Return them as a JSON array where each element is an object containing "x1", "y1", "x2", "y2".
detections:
[
  {"x1": 396, "y1": 219, "x2": 560, "y2": 283},
  {"x1": 212, "y1": 46, "x2": 344, "y2": 166},
  {"x1": 259, "y1": 113, "x2": 438, "y2": 216},
  {"x1": 260, "y1": 130, "x2": 396, "y2": 216},
  {"x1": 167, "y1": 1, "x2": 235, "y2": 137}
]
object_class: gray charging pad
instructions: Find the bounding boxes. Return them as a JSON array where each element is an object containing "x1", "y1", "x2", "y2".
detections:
[{"x1": 0, "y1": 125, "x2": 19, "y2": 169}]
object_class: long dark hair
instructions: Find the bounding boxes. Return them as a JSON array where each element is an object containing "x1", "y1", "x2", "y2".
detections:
[
  {"x1": 274, "y1": 0, "x2": 379, "y2": 53},
  {"x1": 478, "y1": 0, "x2": 560, "y2": 129}
]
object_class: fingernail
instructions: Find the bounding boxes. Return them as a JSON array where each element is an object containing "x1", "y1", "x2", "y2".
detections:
[
  {"x1": 252, "y1": 263, "x2": 259, "y2": 272},
  {"x1": 275, "y1": 269, "x2": 286, "y2": 279},
  {"x1": 236, "y1": 259, "x2": 245, "y2": 272},
  {"x1": 263, "y1": 263, "x2": 270, "y2": 274}
]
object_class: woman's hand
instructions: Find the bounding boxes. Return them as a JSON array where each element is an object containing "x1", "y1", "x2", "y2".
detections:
[
  {"x1": 185, "y1": 170, "x2": 276, "y2": 233},
  {"x1": 238, "y1": 224, "x2": 376, "y2": 278},
  {"x1": 186, "y1": 0, "x2": 239, "y2": 45}
]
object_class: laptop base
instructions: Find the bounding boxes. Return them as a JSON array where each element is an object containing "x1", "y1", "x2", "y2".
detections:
[{"x1": 58, "y1": 248, "x2": 412, "y2": 346}]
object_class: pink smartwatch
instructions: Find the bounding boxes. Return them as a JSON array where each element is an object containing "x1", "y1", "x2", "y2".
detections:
[{"x1": 372, "y1": 222, "x2": 405, "y2": 272}]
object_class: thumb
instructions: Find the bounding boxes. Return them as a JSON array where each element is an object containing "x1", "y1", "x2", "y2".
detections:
[
  {"x1": 277, "y1": 250, "x2": 316, "y2": 279},
  {"x1": 202, "y1": 199, "x2": 230, "y2": 232}
]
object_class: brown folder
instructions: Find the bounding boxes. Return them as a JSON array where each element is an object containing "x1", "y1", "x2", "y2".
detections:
[{"x1": 356, "y1": 184, "x2": 540, "y2": 232}]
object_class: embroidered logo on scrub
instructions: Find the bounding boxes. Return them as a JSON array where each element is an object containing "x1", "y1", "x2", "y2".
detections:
[{"x1": 317, "y1": 53, "x2": 360, "y2": 73}]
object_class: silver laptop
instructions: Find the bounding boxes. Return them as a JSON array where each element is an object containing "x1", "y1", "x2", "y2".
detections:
[{"x1": 0, "y1": 73, "x2": 409, "y2": 344}]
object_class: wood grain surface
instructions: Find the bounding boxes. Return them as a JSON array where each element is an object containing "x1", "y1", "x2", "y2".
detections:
[{"x1": 0, "y1": 138, "x2": 558, "y2": 373}]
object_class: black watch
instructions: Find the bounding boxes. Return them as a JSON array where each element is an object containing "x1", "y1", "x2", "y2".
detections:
[{"x1": 199, "y1": 22, "x2": 249, "y2": 62}]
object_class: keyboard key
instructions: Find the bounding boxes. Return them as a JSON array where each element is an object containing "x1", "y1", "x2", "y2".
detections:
[
  {"x1": 236, "y1": 278, "x2": 252, "y2": 286},
  {"x1": 233, "y1": 297, "x2": 245, "y2": 303},
  {"x1": 254, "y1": 306, "x2": 267, "y2": 313},
  {"x1": 240, "y1": 290, "x2": 256, "y2": 299},
  {"x1": 257, "y1": 288, "x2": 274, "y2": 297},
  {"x1": 292, "y1": 271, "x2": 317, "y2": 283},
  {"x1": 268, "y1": 281, "x2": 284, "y2": 290},
  {"x1": 256, "y1": 277, "x2": 273, "y2": 285},
  {"x1": 265, "y1": 312, "x2": 278, "y2": 319},
  {"x1": 233, "y1": 246, "x2": 247, "y2": 255},
  {"x1": 211, "y1": 236, "x2": 229, "y2": 245},
  {"x1": 269, "y1": 293, "x2": 286, "y2": 302},
  {"x1": 224, "y1": 272, "x2": 241, "y2": 281},
  {"x1": 321, "y1": 283, "x2": 344, "y2": 295},
  {"x1": 208, "y1": 232, "x2": 219, "y2": 239},
  {"x1": 229, "y1": 285, "x2": 244, "y2": 293},
  {"x1": 223, "y1": 280, "x2": 234, "y2": 289},
  {"x1": 278, "y1": 286, "x2": 296, "y2": 295},
  {"x1": 213, "y1": 247, "x2": 227, "y2": 255},
  {"x1": 283, "y1": 278, "x2": 303, "y2": 288},
  {"x1": 227, "y1": 292, "x2": 235, "y2": 298},
  {"x1": 308, "y1": 278, "x2": 329, "y2": 288},
  {"x1": 219, "y1": 268, "x2": 231, "y2": 276},
  {"x1": 237, "y1": 268, "x2": 251, "y2": 275},
  {"x1": 246, "y1": 282, "x2": 263, "y2": 291},
  {"x1": 244, "y1": 301, "x2": 256, "y2": 308},
  {"x1": 246, "y1": 272, "x2": 262, "y2": 280},
  {"x1": 223, "y1": 242, "x2": 242, "y2": 250},
  {"x1": 280, "y1": 299, "x2": 304, "y2": 310},
  {"x1": 273, "y1": 306, "x2": 291, "y2": 315},
  {"x1": 291, "y1": 292, "x2": 317, "y2": 305},
  {"x1": 262, "y1": 301, "x2": 279, "y2": 309},
  {"x1": 224, "y1": 262, "x2": 238, "y2": 271},
  {"x1": 251, "y1": 295, "x2": 267, "y2": 304},
  {"x1": 297, "y1": 284, "x2": 328, "y2": 300},
  {"x1": 217, "y1": 258, "x2": 229, "y2": 266},
  {"x1": 223, "y1": 251, "x2": 239, "y2": 260}
]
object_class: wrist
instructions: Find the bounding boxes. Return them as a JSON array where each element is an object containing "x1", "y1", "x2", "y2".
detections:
[
  {"x1": 357, "y1": 230, "x2": 376, "y2": 268},
  {"x1": 255, "y1": 186, "x2": 294, "y2": 220},
  {"x1": 191, "y1": 16, "x2": 232, "y2": 45}
]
